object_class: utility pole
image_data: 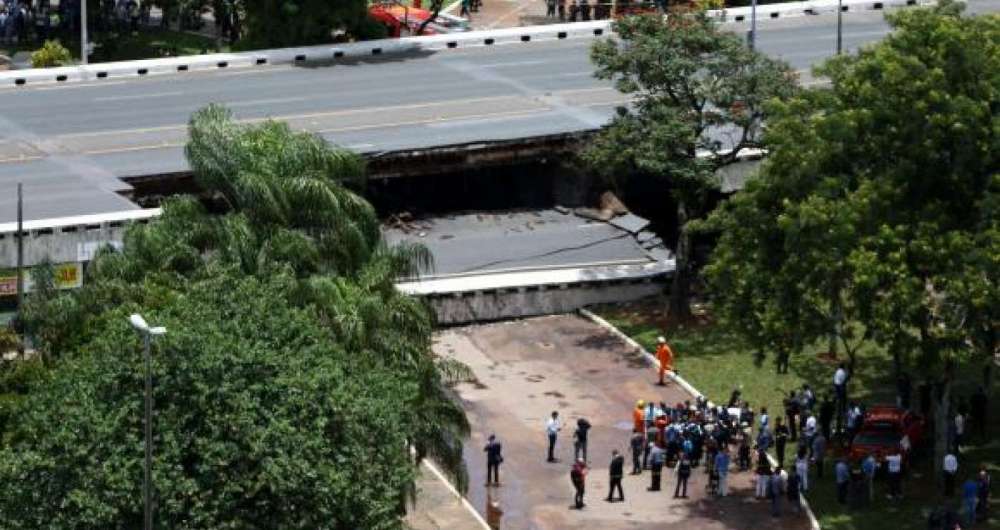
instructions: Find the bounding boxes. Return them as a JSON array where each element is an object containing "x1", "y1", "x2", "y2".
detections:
[
  {"x1": 836, "y1": 0, "x2": 843, "y2": 54},
  {"x1": 129, "y1": 314, "x2": 165, "y2": 530},
  {"x1": 80, "y1": 0, "x2": 89, "y2": 65},
  {"x1": 143, "y1": 331, "x2": 152, "y2": 530},
  {"x1": 15, "y1": 183, "x2": 24, "y2": 358},
  {"x1": 748, "y1": 0, "x2": 757, "y2": 51}
]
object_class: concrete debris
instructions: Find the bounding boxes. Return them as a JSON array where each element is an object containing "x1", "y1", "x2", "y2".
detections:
[
  {"x1": 573, "y1": 207, "x2": 614, "y2": 222},
  {"x1": 553, "y1": 205, "x2": 571, "y2": 215},
  {"x1": 609, "y1": 213, "x2": 651, "y2": 234},
  {"x1": 637, "y1": 230, "x2": 657, "y2": 243},
  {"x1": 384, "y1": 211, "x2": 433, "y2": 235},
  {"x1": 599, "y1": 191, "x2": 629, "y2": 216},
  {"x1": 641, "y1": 237, "x2": 663, "y2": 249},
  {"x1": 645, "y1": 247, "x2": 674, "y2": 263}
]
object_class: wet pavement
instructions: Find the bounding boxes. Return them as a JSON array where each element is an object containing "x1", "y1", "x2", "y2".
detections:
[{"x1": 435, "y1": 314, "x2": 811, "y2": 530}]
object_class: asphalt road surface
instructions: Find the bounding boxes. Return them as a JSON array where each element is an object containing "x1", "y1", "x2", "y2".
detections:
[{"x1": 2, "y1": 1, "x2": 998, "y2": 222}]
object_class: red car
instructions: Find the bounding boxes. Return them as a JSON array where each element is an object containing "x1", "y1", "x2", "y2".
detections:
[{"x1": 848, "y1": 405, "x2": 926, "y2": 464}]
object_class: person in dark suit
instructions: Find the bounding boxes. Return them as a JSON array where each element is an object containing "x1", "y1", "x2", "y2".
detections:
[
  {"x1": 606, "y1": 450, "x2": 625, "y2": 502},
  {"x1": 484, "y1": 434, "x2": 503, "y2": 486}
]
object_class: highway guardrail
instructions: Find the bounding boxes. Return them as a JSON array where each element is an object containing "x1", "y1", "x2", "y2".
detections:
[{"x1": 0, "y1": 0, "x2": 935, "y2": 88}]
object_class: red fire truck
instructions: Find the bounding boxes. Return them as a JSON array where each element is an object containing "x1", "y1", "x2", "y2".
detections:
[{"x1": 369, "y1": 1, "x2": 471, "y2": 37}]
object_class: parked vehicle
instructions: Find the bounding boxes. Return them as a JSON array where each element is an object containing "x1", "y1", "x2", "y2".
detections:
[{"x1": 849, "y1": 405, "x2": 926, "y2": 465}]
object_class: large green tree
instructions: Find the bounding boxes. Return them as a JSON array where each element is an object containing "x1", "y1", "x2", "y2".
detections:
[
  {"x1": 706, "y1": 2, "x2": 999, "y2": 472},
  {"x1": 0, "y1": 106, "x2": 470, "y2": 526},
  {"x1": 584, "y1": 12, "x2": 797, "y2": 320}
]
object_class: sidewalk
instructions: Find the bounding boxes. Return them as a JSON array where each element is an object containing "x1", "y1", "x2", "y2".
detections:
[
  {"x1": 437, "y1": 314, "x2": 811, "y2": 530},
  {"x1": 405, "y1": 461, "x2": 490, "y2": 530},
  {"x1": 448, "y1": 0, "x2": 551, "y2": 30}
]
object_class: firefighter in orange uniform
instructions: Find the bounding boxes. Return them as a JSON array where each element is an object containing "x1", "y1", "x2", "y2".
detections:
[
  {"x1": 633, "y1": 400, "x2": 646, "y2": 433},
  {"x1": 655, "y1": 336, "x2": 674, "y2": 386}
]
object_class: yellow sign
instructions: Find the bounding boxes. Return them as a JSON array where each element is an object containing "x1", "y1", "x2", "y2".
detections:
[{"x1": 0, "y1": 262, "x2": 84, "y2": 296}]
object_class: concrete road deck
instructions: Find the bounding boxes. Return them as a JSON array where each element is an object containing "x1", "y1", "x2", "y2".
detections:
[{"x1": 436, "y1": 314, "x2": 810, "y2": 530}]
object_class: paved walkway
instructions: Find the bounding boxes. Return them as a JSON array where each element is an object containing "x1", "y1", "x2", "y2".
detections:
[
  {"x1": 406, "y1": 462, "x2": 490, "y2": 530},
  {"x1": 449, "y1": 0, "x2": 551, "y2": 30},
  {"x1": 436, "y1": 314, "x2": 811, "y2": 530}
]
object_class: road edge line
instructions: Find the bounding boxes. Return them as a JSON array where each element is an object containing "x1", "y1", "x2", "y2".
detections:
[
  {"x1": 577, "y1": 307, "x2": 823, "y2": 530},
  {"x1": 420, "y1": 458, "x2": 493, "y2": 530}
]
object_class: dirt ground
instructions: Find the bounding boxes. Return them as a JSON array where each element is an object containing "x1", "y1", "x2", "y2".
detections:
[{"x1": 436, "y1": 314, "x2": 811, "y2": 530}]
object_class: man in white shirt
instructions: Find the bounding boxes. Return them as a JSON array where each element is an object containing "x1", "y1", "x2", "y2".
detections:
[
  {"x1": 833, "y1": 363, "x2": 848, "y2": 431},
  {"x1": 546, "y1": 411, "x2": 562, "y2": 463},
  {"x1": 886, "y1": 452, "x2": 903, "y2": 499},
  {"x1": 944, "y1": 452, "x2": 958, "y2": 497}
]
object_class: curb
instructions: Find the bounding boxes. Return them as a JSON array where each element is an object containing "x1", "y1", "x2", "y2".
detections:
[
  {"x1": 420, "y1": 458, "x2": 493, "y2": 530},
  {"x1": 577, "y1": 307, "x2": 822, "y2": 530}
]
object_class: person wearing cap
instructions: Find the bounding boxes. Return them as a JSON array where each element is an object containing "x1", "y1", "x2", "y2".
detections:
[
  {"x1": 484, "y1": 434, "x2": 503, "y2": 486},
  {"x1": 633, "y1": 400, "x2": 646, "y2": 434},
  {"x1": 655, "y1": 336, "x2": 674, "y2": 386}
]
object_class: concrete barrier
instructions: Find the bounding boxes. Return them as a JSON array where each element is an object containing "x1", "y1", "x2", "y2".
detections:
[
  {"x1": 708, "y1": 0, "x2": 933, "y2": 22},
  {"x1": 0, "y1": 0, "x2": 935, "y2": 88},
  {"x1": 0, "y1": 20, "x2": 611, "y2": 88}
]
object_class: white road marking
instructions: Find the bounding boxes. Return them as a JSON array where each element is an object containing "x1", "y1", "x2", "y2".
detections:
[
  {"x1": 226, "y1": 96, "x2": 306, "y2": 107},
  {"x1": 94, "y1": 91, "x2": 183, "y2": 102}
]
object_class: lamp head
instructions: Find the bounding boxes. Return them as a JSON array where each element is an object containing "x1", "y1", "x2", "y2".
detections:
[{"x1": 129, "y1": 314, "x2": 149, "y2": 332}]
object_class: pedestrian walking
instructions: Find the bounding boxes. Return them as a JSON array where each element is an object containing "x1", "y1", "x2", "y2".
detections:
[
  {"x1": 715, "y1": 447, "x2": 730, "y2": 497},
  {"x1": 862, "y1": 454, "x2": 876, "y2": 503},
  {"x1": 655, "y1": 336, "x2": 674, "y2": 386},
  {"x1": 484, "y1": 434, "x2": 503, "y2": 487},
  {"x1": 795, "y1": 448, "x2": 809, "y2": 492},
  {"x1": 579, "y1": 0, "x2": 591, "y2": 20},
  {"x1": 784, "y1": 391, "x2": 800, "y2": 441},
  {"x1": 674, "y1": 455, "x2": 692, "y2": 498},
  {"x1": 886, "y1": 451, "x2": 903, "y2": 499},
  {"x1": 545, "y1": 0, "x2": 555, "y2": 17},
  {"x1": 819, "y1": 395, "x2": 834, "y2": 442},
  {"x1": 557, "y1": 0, "x2": 566, "y2": 20},
  {"x1": 770, "y1": 467, "x2": 786, "y2": 517},
  {"x1": 755, "y1": 454, "x2": 772, "y2": 499},
  {"x1": 605, "y1": 450, "x2": 625, "y2": 502},
  {"x1": 977, "y1": 467, "x2": 991, "y2": 522},
  {"x1": 944, "y1": 452, "x2": 958, "y2": 497},
  {"x1": 460, "y1": 0, "x2": 471, "y2": 17},
  {"x1": 787, "y1": 470, "x2": 802, "y2": 513},
  {"x1": 963, "y1": 477, "x2": 979, "y2": 526},
  {"x1": 630, "y1": 431, "x2": 643, "y2": 475},
  {"x1": 546, "y1": 411, "x2": 562, "y2": 463},
  {"x1": 812, "y1": 432, "x2": 827, "y2": 479},
  {"x1": 738, "y1": 434, "x2": 751, "y2": 471},
  {"x1": 774, "y1": 417, "x2": 789, "y2": 469},
  {"x1": 648, "y1": 443, "x2": 665, "y2": 491},
  {"x1": 835, "y1": 459, "x2": 850, "y2": 504},
  {"x1": 570, "y1": 459, "x2": 587, "y2": 509},
  {"x1": 833, "y1": 363, "x2": 849, "y2": 431},
  {"x1": 568, "y1": 0, "x2": 578, "y2": 21},
  {"x1": 574, "y1": 417, "x2": 591, "y2": 463},
  {"x1": 970, "y1": 386, "x2": 987, "y2": 441}
]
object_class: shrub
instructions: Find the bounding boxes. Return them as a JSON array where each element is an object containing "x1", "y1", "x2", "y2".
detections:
[{"x1": 31, "y1": 40, "x2": 73, "y2": 68}]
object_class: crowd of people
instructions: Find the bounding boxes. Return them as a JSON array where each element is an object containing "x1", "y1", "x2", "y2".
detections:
[
  {"x1": 482, "y1": 346, "x2": 993, "y2": 527},
  {"x1": 0, "y1": 0, "x2": 149, "y2": 47}
]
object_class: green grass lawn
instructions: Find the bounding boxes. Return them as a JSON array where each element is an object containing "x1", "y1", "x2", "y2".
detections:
[
  {"x1": 595, "y1": 297, "x2": 999, "y2": 530},
  {"x1": 2, "y1": 27, "x2": 225, "y2": 64}
]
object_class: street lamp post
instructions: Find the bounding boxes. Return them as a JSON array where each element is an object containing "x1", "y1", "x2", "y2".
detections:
[
  {"x1": 129, "y1": 314, "x2": 166, "y2": 530},
  {"x1": 80, "y1": 0, "x2": 88, "y2": 65},
  {"x1": 749, "y1": 0, "x2": 758, "y2": 51},
  {"x1": 836, "y1": 0, "x2": 843, "y2": 54}
]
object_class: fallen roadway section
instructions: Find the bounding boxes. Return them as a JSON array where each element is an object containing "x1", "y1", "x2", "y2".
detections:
[{"x1": 387, "y1": 208, "x2": 673, "y2": 324}]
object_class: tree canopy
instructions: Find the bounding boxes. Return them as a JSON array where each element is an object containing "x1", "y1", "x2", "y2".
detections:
[
  {"x1": 0, "y1": 106, "x2": 468, "y2": 528},
  {"x1": 705, "y1": 2, "x2": 998, "y2": 470},
  {"x1": 584, "y1": 12, "x2": 797, "y2": 319}
]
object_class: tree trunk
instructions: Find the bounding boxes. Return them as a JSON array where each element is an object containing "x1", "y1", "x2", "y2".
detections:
[
  {"x1": 828, "y1": 288, "x2": 842, "y2": 357},
  {"x1": 932, "y1": 361, "x2": 954, "y2": 480},
  {"x1": 668, "y1": 200, "x2": 692, "y2": 321}
]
